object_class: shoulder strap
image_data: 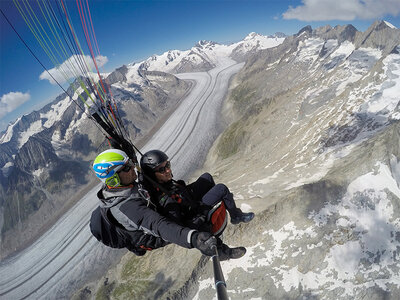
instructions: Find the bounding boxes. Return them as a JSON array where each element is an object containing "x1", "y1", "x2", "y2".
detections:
[
  {"x1": 100, "y1": 207, "x2": 122, "y2": 228},
  {"x1": 142, "y1": 173, "x2": 172, "y2": 196}
]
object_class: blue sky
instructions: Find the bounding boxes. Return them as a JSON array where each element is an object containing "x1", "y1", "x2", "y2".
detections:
[{"x1": 1, "y1": 0, "x2": 399, "y2": 132}]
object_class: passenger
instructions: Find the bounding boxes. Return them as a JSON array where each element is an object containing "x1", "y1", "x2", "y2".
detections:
[{"x1": 140, "y1": 150, "x2": 255, "y2": 260}]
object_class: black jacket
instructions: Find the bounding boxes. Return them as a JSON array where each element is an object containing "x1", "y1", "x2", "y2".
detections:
[
  {"x1": 97, "y1": 183, "x2": 196, "y2": 250},
  {"x1": 142, "y1": 180, "x2": 211, "y2": 231}
]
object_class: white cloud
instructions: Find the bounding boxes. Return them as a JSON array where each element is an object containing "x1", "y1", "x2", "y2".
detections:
[
  {"x1": 0, "y1": 92, "x2": 30, "y2": 119},
  {"x1": 283, "y1": 0, "x2": 400, "y2": 21},
  {"x1": 39, "y1": 54, "x2": 108, "y2": 85}
]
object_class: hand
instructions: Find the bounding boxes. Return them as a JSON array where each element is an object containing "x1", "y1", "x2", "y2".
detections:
[{"x1": 191, "y1": 232, "x2": 217, "y2": 256}]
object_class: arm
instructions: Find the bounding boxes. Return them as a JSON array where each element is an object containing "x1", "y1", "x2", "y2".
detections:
[
  {"x1": 118, "y1": 198, "x2": 195, "y2": 249},
  {"x1": 115, "y1": 196, "x2": 217, "y2": 255}
]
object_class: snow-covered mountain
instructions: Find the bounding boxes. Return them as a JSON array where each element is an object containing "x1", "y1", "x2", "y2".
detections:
[
  {"x1": 77, "y1": 21, "x2": 400, "y2": 299},
  {"x1": 109, "y1": 33, "x2": 285, "y2": 91},
  {"x1": 0, "y1": 32, "x2": 285, "y2": 258},
  {"x1": 193, "y1": 20, "x2": 400, "y2": 299}
]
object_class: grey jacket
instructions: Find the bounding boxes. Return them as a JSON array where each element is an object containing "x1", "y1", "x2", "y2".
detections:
[{"x1": 97, "y1": 184, "x2": 196, "y2": 249}]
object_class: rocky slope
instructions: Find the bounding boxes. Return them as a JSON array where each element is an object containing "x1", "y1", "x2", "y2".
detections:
[
  {"x1": 195, "y1": 20, "x2": 400, "y2": 299},
  {"x1": 74, "y1": 21, "x2": 400, "y2": 299}
]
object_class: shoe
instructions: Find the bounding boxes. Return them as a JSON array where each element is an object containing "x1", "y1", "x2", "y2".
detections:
[
  {"x1": 131, "y1": 248, "x2": 146, "y2": 256},
  {"x1": 218, "y1": 244, "x2": 246, "y2": 261},
  {"x1": 231, "y1": 212, "x2": 255, "y2": 225}
]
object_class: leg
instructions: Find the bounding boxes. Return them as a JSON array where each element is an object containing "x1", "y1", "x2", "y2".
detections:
[
  {"x1": 201, "y1": 183, "x2": 235, "y2": 208},
  {"x1": 188, "y1": 173, "x2": 216, "y2": 202},
  {"x1": 202, "y1": 183, "x2": 254, "y2": 225}
]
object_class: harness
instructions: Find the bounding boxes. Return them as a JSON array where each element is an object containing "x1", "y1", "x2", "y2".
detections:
[{"x1": 151, "y1": 179, "x2": 228, "y2": 237}]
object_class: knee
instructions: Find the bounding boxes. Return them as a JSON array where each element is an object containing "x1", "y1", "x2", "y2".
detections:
[
  {"x1": 215, "y1": 183, "x2": 229, "y2": 194},
  {"x1": 200, "y1": 172, "x2": 213, "y2": 182}
]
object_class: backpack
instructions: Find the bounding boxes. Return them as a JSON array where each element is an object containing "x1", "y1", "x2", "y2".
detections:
[{"x1": 89, "y1": 206, "x2": 128, "y2": 248}]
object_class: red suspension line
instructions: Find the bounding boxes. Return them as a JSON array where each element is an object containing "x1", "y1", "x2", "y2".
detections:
[{"x1": 76, "y1": 0, "x2": 108, "y2": 104}]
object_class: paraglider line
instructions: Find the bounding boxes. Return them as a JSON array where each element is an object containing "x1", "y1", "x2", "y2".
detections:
[
  {"x1": 1, "y1": 8, "x2": 70, "y2": 100},
  {"x1": 2, "y1": 4, "x2": 140, "y2": 159},
  {"x1": 0, "y1": 7, "x2": 107, "y2": 138}
]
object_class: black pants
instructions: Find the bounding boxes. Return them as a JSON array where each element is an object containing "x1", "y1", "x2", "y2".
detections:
[{"x1": 189, "y1": 173, "x2": 240, "y2": 216}]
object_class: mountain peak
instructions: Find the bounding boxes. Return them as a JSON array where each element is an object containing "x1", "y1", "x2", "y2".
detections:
[
  {"x1": 355, "y1": 20, "x2": 400, "y2": 54},
  {"x1": 244, "y1": 32, "x2": 262, "y2": 40},
  {"x1": 369, "y1": 20, "x2": 398, "y2": 31},
  {"x1": 195, "y1": 40, "x2": 217, "y2": 49},
  {"x1": 297, "y1": 25, "x2": 312, "y2": 36}
]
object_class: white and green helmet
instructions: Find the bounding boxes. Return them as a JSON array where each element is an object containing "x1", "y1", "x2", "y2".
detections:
[{"x1": 93, "y1": 149, "x2": 129, "y2": 186}]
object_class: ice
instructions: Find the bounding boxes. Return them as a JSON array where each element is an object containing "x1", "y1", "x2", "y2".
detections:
[
  {"x1": 384, "y1": 21, "x2": 397, "y2": 29},
  {"x1": 331, "y1": 41, "x2": 355, "y2": 59},
  {"x1": 295, "y1": 38, "x2": 325, "y2": 64},
  {"x1": 0, "y1": 117, "x2": 20, "y2": 144},
  {"x1": 17, "y1": 120, "x2": 42, "y2": 148},
  {"x1": 366, "y1": 48, "x2": 400, "y2": 115}
]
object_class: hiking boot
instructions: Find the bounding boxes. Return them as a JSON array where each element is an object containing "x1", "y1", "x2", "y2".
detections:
[
  {"x1": 130, "y1": 248, "x2": 146, "y2": 256},
  {"x1": 218, "y1": 244, "x2": 246, "y2": 261},
  {"x1": 231, "y1": 212, "x2": 255, "y2": 225}
]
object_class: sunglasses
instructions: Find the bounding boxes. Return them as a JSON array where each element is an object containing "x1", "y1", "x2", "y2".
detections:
[
  {"x1": 155, "y1": 161, "x2": 171, "y2": 174},
  {"x1": 118, "y1": 160, "x2": 134, "y2": 173}
]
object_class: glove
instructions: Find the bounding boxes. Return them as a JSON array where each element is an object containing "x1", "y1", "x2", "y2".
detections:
[{"x1": 191, "y1": 232, "x2": 217, "y2": 256}]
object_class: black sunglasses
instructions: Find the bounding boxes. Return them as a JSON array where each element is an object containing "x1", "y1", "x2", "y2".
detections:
[
  {"x1": 118, "y1": 160, "x2": 134, "y2": 173},
  {"x1": 155, "y1": 161, "x2": 171, "y2": 174}
]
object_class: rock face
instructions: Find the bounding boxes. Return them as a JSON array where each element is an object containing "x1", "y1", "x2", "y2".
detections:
[
  {"x1": 74, "y1": 21, "x2": 400, "y2": 299},
  {"x1": 355, "y1": 20, "x2": 400, "y2": 54}
]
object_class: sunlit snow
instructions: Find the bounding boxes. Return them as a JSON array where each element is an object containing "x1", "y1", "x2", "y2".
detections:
[
  {"x1": 296, "y1": 38, "x2": 325, "y2": 64},
  {"x1": 365, "y1": 47, "x2": 400, "y2": 117},
  {"x1": 384, "y1": 21, "x2": 397, "y2": 29},
  {"x1": 41, "y1": 96, "x2": 72, "y2": 129},
  {"x1": 331, "y1": 41, "x2": 355, "y2": 59},
  {"x1": 0, "y1": 117, "x2": 20, "y2": 144},
  {"x1": 17, "y1": 120, "x2": 42, "y2": 147},
  {"x1": 1, "y1": 161, "x2": 14, "y2": 176},
  {"x1": 32, "y1": 168, "x2": 44, "y2": 177}
]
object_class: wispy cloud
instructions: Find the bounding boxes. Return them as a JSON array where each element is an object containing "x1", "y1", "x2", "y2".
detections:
[
  {"x1": 283, "y1": 0, "x2": 400, "y2": 21},
  {"x1": 0, "y1": 92, "x2": 30, "y2": 119},
  {"x1": 39, "y1": 55, "x2": 108, "y2": 85}
]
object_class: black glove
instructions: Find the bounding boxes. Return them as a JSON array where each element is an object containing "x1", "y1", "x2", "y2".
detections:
[{"x1": 191, "y1": 232, "x2": 217, "y2": 256}]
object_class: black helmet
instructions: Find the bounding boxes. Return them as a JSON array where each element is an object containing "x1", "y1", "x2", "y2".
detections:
[{"x1": 140, "y1": 150, "x2": 169, "y2": 175}]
